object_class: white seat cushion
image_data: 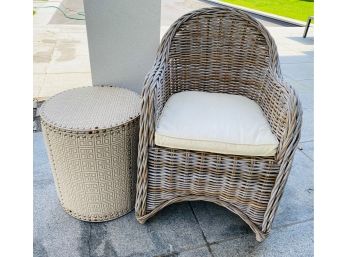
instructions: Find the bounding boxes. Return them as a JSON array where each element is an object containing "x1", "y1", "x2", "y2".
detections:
[{"x1": 155, "y1": 91, "x2": 279, "y2": 156}]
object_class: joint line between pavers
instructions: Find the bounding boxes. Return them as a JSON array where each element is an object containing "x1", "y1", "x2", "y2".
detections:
[
  {"x1": 297, "y1": 148, "x2": 314, "y2": 161},
  {"x1": 272, "y1": 217, "x2": 314, "y2": 230},
  {"x1": 299, "y1": 151, "x2": 313, "y2": 161},
  {"x1": 299, "y1": 140, "x2": 314, "y2": 143},
  {"x1": 188, "y1": 202, "x2": 215, "y2": 257},
  {"x1": 205, "y1": 218, "x2": 313, "y2": 247}
]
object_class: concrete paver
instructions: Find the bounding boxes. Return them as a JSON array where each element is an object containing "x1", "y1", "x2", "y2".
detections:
[
  {"x1": 301, "y1": 108, "x2": 314, "y2": 143},
  {"x1": 299, "y1": 141, "x2": 314, "y2": 161},
  {"x1": 272, "y1": 151, "x2": 314, "y2": 228},
  {"x1": 191, "y1": 201, "x2": 252, "y2": 243},
  {"x1": 210, "y1": 221, "x2": 313, "y2": 257}
]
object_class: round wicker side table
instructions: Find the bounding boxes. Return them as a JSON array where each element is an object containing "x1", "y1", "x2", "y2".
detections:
[{"x1": 40, "y1": 86, "x2": 140, "y2": 222}]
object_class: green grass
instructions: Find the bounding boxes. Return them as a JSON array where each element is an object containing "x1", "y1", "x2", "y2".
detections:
[{"x1": 222, "y1": 0, "x2": 314, "y2": 22}]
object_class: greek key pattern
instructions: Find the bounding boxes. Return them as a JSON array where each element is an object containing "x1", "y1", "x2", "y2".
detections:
[{"x1": 42, "y1": 119, "x2": 139, "y2": 222}]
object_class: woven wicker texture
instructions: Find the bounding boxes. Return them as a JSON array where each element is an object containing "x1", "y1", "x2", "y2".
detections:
[
  {"x1": 135, "y1": 7, "x2": 302, "y2": 242},
  {"x1": 41, "y1": 86, "x2": 140, "y2": 222},
  {"x1": 40, "y1": 86, "x2": 140, "y2": 131}
]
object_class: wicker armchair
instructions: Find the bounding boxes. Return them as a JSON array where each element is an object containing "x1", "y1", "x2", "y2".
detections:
[{"x1": 135, "y1": 7, "x2": 302, "y2": 242}]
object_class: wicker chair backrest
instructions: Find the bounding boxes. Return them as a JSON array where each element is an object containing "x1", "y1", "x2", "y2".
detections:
[{"x1": 158, "y1": 7, "x2": 281, "y2": 102}]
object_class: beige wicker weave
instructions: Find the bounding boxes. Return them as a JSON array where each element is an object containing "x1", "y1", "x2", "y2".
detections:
[
  {"x1": 41, "y1": 86, "x2": 140, "y2": 222},
  {"x1": 135, "y1": 7, "x2": 302, "y2": 241}
]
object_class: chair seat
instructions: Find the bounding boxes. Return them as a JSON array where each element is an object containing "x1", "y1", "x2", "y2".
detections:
[{"x1": 155, "y1": 91, "x2": 279, "y2": 156}]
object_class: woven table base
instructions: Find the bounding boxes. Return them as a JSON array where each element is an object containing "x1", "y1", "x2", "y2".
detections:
[{"x1": 41, "y1": 86, "x2": 140, "y2": 222}]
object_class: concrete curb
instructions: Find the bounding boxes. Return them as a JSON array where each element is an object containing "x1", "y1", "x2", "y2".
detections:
[{"x1": 202, "y1": 0, "x2": 307, "y2": 27}]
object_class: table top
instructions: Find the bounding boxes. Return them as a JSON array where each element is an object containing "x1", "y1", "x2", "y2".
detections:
[{"x1": 40, "y1": 86, "x2": 140, "y2": 131}]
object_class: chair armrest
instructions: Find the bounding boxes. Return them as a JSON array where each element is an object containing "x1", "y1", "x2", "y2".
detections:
[
  {"x1": 135, "y1": 59, "x2": 166, "y2": 219},
  {"x1": 260, "y1": 71, "x2": 302, "y2": 232},
  {"x1": 139, "y1": 62, "x2": 166, "y2": 145},
  {"x1": 260, "y1": 71, "x2": 302, "y2": 162}
]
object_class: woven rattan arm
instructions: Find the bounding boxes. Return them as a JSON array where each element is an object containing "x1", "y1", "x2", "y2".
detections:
[
  {"x1": 260, "y1": 71, "x2": 303, "y2": 233},
  {"x1": 135, "y1": 59, "x2": 166, "y2": 220},
  {"x1": 259, "y1": 70, "x2": 303, "y2": 161}
]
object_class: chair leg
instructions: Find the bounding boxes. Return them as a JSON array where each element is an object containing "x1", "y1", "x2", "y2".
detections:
[{"x1": 303, "y1": 16, "x2": 313, "y2": 38}]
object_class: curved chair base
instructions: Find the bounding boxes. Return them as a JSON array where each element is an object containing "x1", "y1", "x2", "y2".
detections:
[{"x1": 135, "y1": 196, "x2": 268, "y2": 242}]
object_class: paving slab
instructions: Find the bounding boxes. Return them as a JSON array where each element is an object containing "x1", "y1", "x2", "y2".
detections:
[
  {"x1": 33, "y1": 24, "x2": 91, "y2": 99},
  {"x1": 177, "y1": 246, "x2": 213, "y2": 257},
  {"x1": 190, "y1": 201, "x2": 252, "y2": 243},
  {"x1": 39, "y1": 72, "x2": 92, "y2": 97},
  {"x1": 33, "y1": 41, "x2": 55, "y2": 74},
  {"x1": 34, "y1": 1, "x2": 61, "y2": 26},
  {"x1": 46, "y1": 53, "x2": 91, "y2": 74},
  {"x1": 97, "y1": 203, "x2": 206, "y2": 257},
  {"x1": 53, "y1": 40, "x2": 90, "y2": 57},
  {"x1": 210, "y1": 221, "x2": 313, "y2": 257},
  {"x1": 279, "y1": 51, "x2": 313, "y2": 65},
  {"x1": 295, "y1": 79, "x2": 314, "y2": 90},
  {"x1": 272, "y1": 151, "x2": 313, "y2": 228},
  {"x1": 33, "y1": 74, "x2": 45, "y2": 98},
  {"x1": 300, "y1": 108, "x2": 314, "y2": 143},
  {"x1": 161, "y1": 0, "x2": 212, "y2": 28},
  {"x1": 298, "y1": 141, "x2": 314, "y2": 161},
  {"x1": 49, "y1": 0, "x2": 85, "y2": 25},
  {"x1": 281, "y1": 63, "x2": 314, "y2": 81},
  {"x1": 297, "y1": 90, "x2": 313, "y2": 110},
  {"x1": 282, "y1": 37, "x2": 314, "y2": 52},
  {"x1": 33, "y1": 133, "x2": 52, "y2": 180},
  {"x1": 33, "y1": 131, "x2": 82, "y2": 257},
  {"x1": 34, "y1": 181, "x2": 83, "y2": 257}
]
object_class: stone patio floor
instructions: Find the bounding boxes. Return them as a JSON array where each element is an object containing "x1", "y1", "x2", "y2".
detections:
[{"x1": 33, "y1": 0, "x2": 314, "y2": 256}]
